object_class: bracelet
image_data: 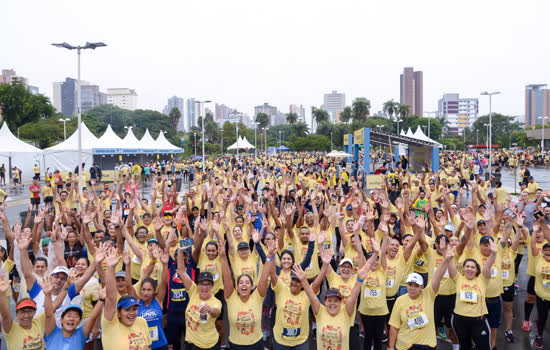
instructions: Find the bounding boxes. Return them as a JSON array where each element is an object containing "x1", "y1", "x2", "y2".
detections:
[
  {"x1": 98, "y1": 298, "x2": 105, "y2": 302},
  {"x1": 266, "y1": 256, "x2": 275, "y2": 262},
  {"x1": 63, "y1": 286, "x2": 70, "y2": 291},
  {"x1": 357, "y1": 277, "x2": 364, "y2": 283},
  {"x1": 150, "y1": 259, "x2": 159, "y2": 264}
]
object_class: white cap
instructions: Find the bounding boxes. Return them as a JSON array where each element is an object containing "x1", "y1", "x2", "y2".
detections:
[
  {"x1": 406, "y1": 273, "x2": 424, "y2": 286},
  {"x1": 51, "y1": 266, "x2": 69, "y2": 276},
  {"x1": 339, "y1": 258, "x2": 354, "y2": 268},
  {"x1": 444, "y1": 224, "x2": 454, "y2": 233}
]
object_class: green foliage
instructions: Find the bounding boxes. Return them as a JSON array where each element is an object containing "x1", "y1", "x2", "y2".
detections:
[
  {"x1": 255, "y1": 112, "x2": 270, "y2": 128},
  {"x1": 0, "y1": 79, "x2": 55, "y2": 132},
  {"x1": 18, "y1": 118, "x2": 71, "y2": 148},
  {"x1": 397, "y1": 104, "x2": 410, "y2": 119},
  {"x1": 286, "y1": 112, "x2": 298, "y2": 124},
  {"x1": 168, "y1": 107, "x2": 182, "y2": 130},
  {"x1": 289, "y1": 134, "x2": 330, "y2": 151},
  {"x1": 292, "y1": 121, "x2": 309, "y2": 137},
  {"x1": 382, "y1": 100, "x2": 399, "y2": 121},
  {"x1": 352, "y1": 98, "x2": 371, "y2": 121},
  {"x1": 401, "y1": 115, "x2": 442, "y2": 140},
  {"x1": 339, "y1": 106, "x2": 352, "y2": 124},
  {"x1": 312, "y1": 107, "x2": 330, "y2": 124}
]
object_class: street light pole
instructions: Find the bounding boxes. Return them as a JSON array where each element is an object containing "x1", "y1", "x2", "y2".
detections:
[
  {"x1": 58, "y1": 118, "x2": 70, "y2": 140},
  {"x1": 476, "y1": 130, "x2": 479, "y2": 145},
  {"x1": 254, "y1": 122, "x2": 259, "y2": 159},
  {"x1": 52, "y1": 41, "x2": 106, "y2": 196},
  {"x1": 195, "y1": 100, "x2": 211, "y2": 172},
  {"x1": 330, "y1": 131, "x2": 333, "y2": 151},
  {"x1": 193, "y1": 133, "x2": 197, "y2": 157},
  {"x1": 395, "y1": 119, "x2": 402, "y2": 135},
  {"x1": 236, "y1": 123, "x2": 239, "y2": 159},
  {"x1": 481, "y1": 91, "x2": 500, "y2": 176},
  {"x1": 541, "y1": 116, "x2": 549, "y2": 152}
]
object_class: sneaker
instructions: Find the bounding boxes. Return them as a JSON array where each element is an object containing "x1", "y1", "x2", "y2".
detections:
[
  {"x1": 359, "y1": 330, "x2": 365, "y2": 339},
  {"x1": 534, "y1": 336, "x2": 543, "y2": 349},
  {"x1": 504, "y1": 329, "x2": 515, "y2": 343},
  {"x1": 381, "y1": 329, "x2": 388, "y2": 343},
  {"x1": 521, "y1": 320, "x2": 531, "y2": 332},
  {"x1": 437, "y1": 327, "x2": 448, "y2": 339}
]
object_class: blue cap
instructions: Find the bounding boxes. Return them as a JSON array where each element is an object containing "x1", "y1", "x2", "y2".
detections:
[
  {"x1": 117, "y1": 296, "x2": 140, "y2": 310},
  {"x1": 346, "y1": 205, "x2": 353, "y2": 210},
  {"x1": 147, "y1": 238, "x2": 159, "y2": 245},
  {"x1": 62, "y1": 304, "x2": 83, "y2": 317}
]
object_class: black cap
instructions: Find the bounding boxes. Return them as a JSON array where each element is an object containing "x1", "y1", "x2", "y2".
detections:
[
  {"x1": 290, "y1": 272, "x2": 300, "y2": 280},
  {"x1": 479, "y1": 235, "x2": 494, "y2": 244},
  {"x1": 528, "y1": 176, "x2": 534, "y2": 180},
  {"x1": 477, "y1": 220, "x2": 486, "y2": 226},
  {"x1": 237, "y1": 241, "x2": 249, "y2": 250},
  {"x1": 435, "y1": 234, "x2": 449, "y2": 243},
  {"x1": 325, "y1": 288, "x2": 343, "y2": 299},
  {"x1": 197, "y1": 272, "x2": 214, "y2": 283},
  {"x1": 543, "y1": 243, "x2": 550, "y2": 250},
  {"x1": 390, "y1": 212, "x2": 397, "y2": 217},
  {"x1": 237, "y1": 204, "x2": 244, "y2": 209},
  {"x1": 520, "y1": 182, "x2": 527, "y2": 186}
]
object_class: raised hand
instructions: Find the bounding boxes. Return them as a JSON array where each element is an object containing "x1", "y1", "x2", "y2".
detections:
[
  {"x1": 122, "y1": 250, "x2": 131, "y2": 266},
  {"x1": 153, "y1": 217, "x2": 163, "y2": 232},
  {"x1": 321, "y1": 248, "x2": 333, "y2": 265},
  {"x1": 160, "y1": 248, "x2": 170, "y2": 265},
  {"x1": 34, "y1": 209, "x2": 44, "y2": 224},
  {"x1": 252, "y1": 229, "x2": 261, "y2": 244},
  {"x1": 291, "y1": 264, "x2": 307, "y2": 281},
  {"x1": 488, "y1": 239, "x2": 498, "y2": 255},
  {"x1": 309, "y1": 229, "x2": 317, "y2": 242},
  {"x1": 218, "y1": 239, "x2": 227, "y2": 258},
  {"x1": 370, "y1": 237, "x2": 380, "y2": 253},
  {"x1": 357, "y1": 261, "x2": 371, "y2": 281},
  {"x1": 317, "y1": 231, "x2": 326, "y2": 245},
  {"x1": 199, "y1": 218, "x2": 208, "y2": 233},
  {"x1": 445, "y1": 245, "x2": 456, "y2": 261},
  {"x1": 105, "y1": 247, "x2": 121, "y2": 268},
  {"x1": 59, "y1": 226, "x2": 68, "y2": 241},
  {"x1": 98, "y1": 286, "x2": 107, "y2": 300},
  {"x1": 266, "y1": 239, "x2": 277, "y2": 258},
  {"x1": 0, "y1": 274, "x2": 11, "y2": 295},
  {"x1": 38, "y1": 275, "x2": 55, "y2": 295}
]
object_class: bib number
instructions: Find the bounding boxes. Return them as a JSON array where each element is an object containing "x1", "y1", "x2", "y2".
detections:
[
  {"x1": 149, "y1": 326, "x2": 159, "y2": 341},
  {"x1": 407, "y1": 313, "x2": 429, "y2": 330},
  {"x1": 385, "y1": 280, "x2": 394, "y2": 288},
  {"x1": 543, "y1": 281, "x2": 550, "y2": 289},
  {"x1": 282, "y1": 327, "x2": 300, "y2": 338},
  {"x1": 460, "y1": 290, "x2": 478, "y2": 303},
  {"x1": 491, "y1": 268, "x2": 498, "y2": 278},
  {"x1": 365, "y1": 288, "x2": 381, "y2": 298},
  {"x1": 501, "y1": 271, "x2": 509, "y2": 279},
  {"x1": 123, "y1": 209, "x2": 130, "y2": 216}
]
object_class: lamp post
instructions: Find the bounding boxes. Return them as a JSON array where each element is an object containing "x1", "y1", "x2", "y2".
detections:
[
  {"x1": 395, "y1": 119, "x2": 402, "y2": 135},
  {"x1": 279, "y1": 130, "x2": 282, "y2": 149},
  {"x1": 376, "y1": 124, "x2": 384, "y2": 132},
  {"x1": 330, "y1": 131, "x2": 333, "y2": 151},
  {"x1": 484, "y1": 123, "x2": 489, "y2": 155},
  {"x1": 424, "y1": 111, "x2": 437, "y2": 138},
  {"x1": 193, "y1": 133, "x2": 197, "y2": 157},
  {"x1": 254, "y1": 122, "x2": 259, "y2": 158},
  {"x1": 58, "y1": 118, "x2": 70, "y2": 140},
  {"x1": 263, "y1": 128, "x2": 268, "y2": 156},
  {"x1": 52, "y1": 41, "x2": 106, "y2": 196},
  {"x1": 236, "y1": 123, "x2": 239, "y2": 159},
  {"x1": 476, "y1": 130, "x2": 479, "y2": 145},
  {"x1": 540, "y1": 116, "x2": 549, "y2": 152},
  {"x1": 481, "y1": 91, "x2": 500, "y2": 175},
  {"x1": 220, "y1": 130, "x2": 224, "y2": 156},
  {"x1": 195, "y1": 100, "x2": 211, "y2": 172}
]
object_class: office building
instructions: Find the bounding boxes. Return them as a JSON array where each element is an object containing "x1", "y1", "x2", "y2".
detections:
[
  {"x1": 187, "y1": 98, "x2": 200, "y2": 130},
  {"x1": 81, "y1": 85, "x2": 106, "y2": 113},
  {"x1": 323, "y1": 91, "x2": 345, "y2": 122},
  {"x1": 1, "y1": 69, "x2": 38, "y2": 95},
  {"x1": 525, "y1": 84, "x2": 550, "y2": 126},
  {"x1": 52, "y1": 82, "x2": 62, "y2": 112},
  {"x1": 60, "y1": 78, "x2": 77, "y2": 117},
  {"x1": 163, "y1": 96, "x2": 185, "y2": 131},
  {"x1": 107, "y1": 88, "x2": 138, "y2": 111},
  {"x1": 437, "y1": 93, "x2": 479, "y2": 134},
  {"x1": 54, "y1": 78, "x2": 105, "y2": 116},
  {"x1": 254, "y1": 103, "x2": 278, "y2": 125},
  {"x1": 215, "y1": 104, "x2": 232, "y2": 121},
  {"x1": 400, "y1": 67, "x2": 423, "y2": 116},
  {"x1": 289, "y1": 104, "x2": 306, "y2": 122}
]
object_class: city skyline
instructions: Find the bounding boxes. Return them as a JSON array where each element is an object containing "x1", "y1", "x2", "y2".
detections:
[{"x1": 2, "y1": 0, "x2": 549, "y2": 125}]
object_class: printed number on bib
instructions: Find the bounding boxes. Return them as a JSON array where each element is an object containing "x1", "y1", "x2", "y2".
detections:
[
  {"x1": 491, "y1": 268, "x2": 498, "y2": 278},
  {"x1": 385, "y1": 280, "x2": 394, "y2": 288},
  {"x1": 282, "y1": 327, "x2": 300, "y2": 338},
  {"x1": 460, "y1": 290, "x2": 478, "y2": 303},
  {"x1": 149, "y1": 326, "x2": 159, "y2": 342},
  {"x1": 365, "y1": 288, "x2": 381, "y2": 298},
  {"x1": 123, "y1": 209, "x2": 130, "y2": 216},
  {"x1": 501, "y1": 271, "x2": 509, "y2": 279},
  {"x1": 543, "y1": 281, "x2": 550, "y2": 289},
  {"x1": 407, "y1": 313, "x2": 429, "y2": 330}
]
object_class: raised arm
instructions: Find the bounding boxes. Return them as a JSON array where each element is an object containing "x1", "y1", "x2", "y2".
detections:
[
  {"x1": 103, "y1": 246, "x2": 122, "y2": 322},
  {"x1": 176, "y1": 248, "x2": 194, "y2": 290},
  {"x1": 481, "y1": 239, "x2": 498, "y2": 279},
  {"x1": 432, "y1": 244, "x2": 455, "y2": 294},
  {"x1": 294, "y1": 264, "x2": 320, "y2": 315},
  {"x1": 0, "y1": 273, "x2": 13, "y2": 333}
]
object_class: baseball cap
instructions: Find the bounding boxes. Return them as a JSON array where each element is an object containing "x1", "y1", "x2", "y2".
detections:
[
  {"x1": 290, "y1": 272, "x2": 300, "y2": 280},
  {"x1": 16, "y1": 299, "x2": 37, "y2": 311},
  {"x1": 346, "y1": 205, "x2": 353, "y2": 210},
  {"x1": 479, "y1": 235, "x2": 494, "y2": 244},
  {"x1": 51, "y1": 266, "x2": 69, "y2": 276},
  {"x1": 237, "y1": 241, "x2": 249, "y2": 250},
  {"x1": 543, "y1": 243, "x2": 550, "y2": 250},
  {"x1": 339, "y1": 258, "x2": 354, "y2": 268},
  {"x1": 444, "y1": 224, "x2": 454, "y2": 233},
  {"x1": 325, "y1": 288, "x2": 343, "y2": 299},
  {"x1": 147, "y1": 238, "x2": 159, "y2": 245},
  {"x1": 406, "y1": 273, "x2": 424, "y2": 286},
  {"x1": 435, "y1": 234, "x2": 450, "y2": 243},
  {"x1": 197, "y1": 272, "x2": 214, "y2": 283},
  {"x1": 115, "y1": 271, "x2": 126, "y2": 279},
  {"x1": 62, "y1": 304, "x2": 83, "y2": 318},
  {"x1": 476, "y1": 220, "x2": 486, "y2": 226},
  {"x1": 390, "y1": 212, "x2": 397, "y2": 217},
  {"x1": 117, "y1": 295, "x2": 140, "y2": 310}
]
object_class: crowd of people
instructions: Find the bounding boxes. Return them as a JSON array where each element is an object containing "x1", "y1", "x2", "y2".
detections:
[{"x1": 0, "y1": 150, "x2": 547, "y2": 350}]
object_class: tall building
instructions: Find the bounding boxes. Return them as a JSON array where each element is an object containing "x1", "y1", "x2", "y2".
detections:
[
  {"x1": 437, "y1": 93, "x2": 478, "y2": 134},
  {"x1": 163, "y1": 96, "x2": 185, "y2": 131},
  {"x1": 54, "y1": 78, "x2": 105, "y2": 116},
  {"x1": 400, "y1": 67, "x2": 423, "y2": 116},
  {"x1": 0, "y1": 69, "x2": 28, "y2": 85},
  {"x1": 52, "y1": 82, "x2": 62, "y2": 112},
  {"x1": 323, "y1": 91, "x2": 345, "y2": 122},
  {"x1": 215, "y1": 104, "x2": 231, "y2": 121},
  {"x1": 81, "y1": 85, "x2": 106, "y2": 113},
  {"x1": 525, "y1": 84, "x2": 550, "y2": 126},
  {"x1": 107, "y1": 88, "x2": 138, "y2": 111},
  {"x1": 187, "y1": 98, "x2": 200, "y2": 130},
  {"x1": 254, "y1": 103, "x2": 278, "y2": 125},
  {"x1": 289, "y1": 104, "x2": 306, "y2": 122},
  {"x1": 60, "y1": 78, "x2": 77, "y2": 117}
]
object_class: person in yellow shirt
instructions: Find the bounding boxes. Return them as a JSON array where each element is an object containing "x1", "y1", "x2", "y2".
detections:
[
  {"x1": 41, "y1": 181, "x2": 54, "y2": 208},
  {"x1": 527, "y1": 176, "x2": 540, "y2": 201},
  {"x1": 531, "y1": 233, "x2": 550, "y2": 349},
  {"x1": 0, "y1": 187, "x2": 7, "y2": 204},
  {"x1": 33, "y1": 164, "x2": 40, "y2": 181}
]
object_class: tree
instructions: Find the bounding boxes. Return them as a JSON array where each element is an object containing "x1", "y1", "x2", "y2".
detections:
[
  {"x1": 312, "y1": 108, "x2": 330, "y2": 124},
  {"x1": 383, "y1": 100, "x2": 399, "y2": 121},
  {"x1": 286, "y1": 112, "x2": 298, "y2": 124},
  {"x1": 168, "y1": 107, "x2": 182, "y2": 130},
  {"x1": 256, "y1": 112, "x2": 270, "y2": 128},
  {"x1": 292, "y1": 121, "x2": 309, "y2": 137},
  {"x1": 352, "y1": 98, "x2": 371, "y2": 121},
  {"x1": 472, "y1": 113, "x2": 518, "y2": 146},
  {"x1": 339, "y1": 106, "x2": 352, "y2": 124},
  {"x1": 397, "y1": 104, "x2": 410, "y2": 119},
  {"x1": 289, "y1": 134, "x2": 330, "y2": 152},
  {"x1": 0, "y1": 79, "x2": 55, "y2": 132}
]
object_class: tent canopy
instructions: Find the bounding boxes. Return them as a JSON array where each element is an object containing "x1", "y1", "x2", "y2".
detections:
[
  {"x1": 155, "y1": 130, "x2": 183, "y2": 153},
  {"x1": 0, "y1": 123, "x2": 43, "y2": 181},
  {"x1": 276, "y1": 145, "x2": 290, "y2": 151},
  {"x1": 228, "y1": 137, "x2": 255, "y2": 150},
  {"x1": 94, "y1": 124, "x2": 126, "y2": 154}
]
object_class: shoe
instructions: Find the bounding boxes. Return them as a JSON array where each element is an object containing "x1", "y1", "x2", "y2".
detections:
[
  {"x1": 534, "y1": 336, "x2": 543, "y2": 349},
  {"x1": 504, "y1": 329, "x2": 515, "y2": 343},
  {"x1": 381, "y1": 329, "x2": 388, "y2": 343},
  {"x1": 437, "y1": 327, "x2": 448, "y2": 339},
  {"x1": 521, "y1": 320, "x2": 531, "y2": 332}
]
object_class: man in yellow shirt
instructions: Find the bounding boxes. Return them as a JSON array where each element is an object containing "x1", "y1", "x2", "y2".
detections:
[
  {"x1": 527, "y1": 176, "x2": 540, "y2": 201},
  {"x1": 33, "y1": 164, "x2": 40, "y2": 181}
]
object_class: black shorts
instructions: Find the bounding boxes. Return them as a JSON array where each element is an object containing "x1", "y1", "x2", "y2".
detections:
[
  {"x1": 502, "y1": 284, "x2": 515, "y2": 302},
  {"x1": 527, "y1": 275, "x2": 535, "y2": 295},
  {"x1": 386, "y1": 293, "x2": 397, "y2": 315},
  {"x1": 30, "y1": 197, "x2": 40, "y2": 205},
  {"x1": 44, "y1": 196, "x2": 53, "y2": 203},
  {"x1": 434, "y1": 294, "x2": 456, "y2": 328},
  {"x1": 214, "y1": 289, "x2": 226, "y2": 321},
  {"x1": 57, "y1": 184, "x2": 64, "y2": 189}
]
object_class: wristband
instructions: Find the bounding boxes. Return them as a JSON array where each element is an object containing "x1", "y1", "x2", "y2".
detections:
[
  {"x1": 266, "y1": 256, "x2": 275, "y2": 262},
  {"x1": 357, "y1": 277, "x2": 364, "y2": 283},
  {"x1": 151, "y1": 259, "x2": 159, "y2": 264},
  {"x1": 63, "y1": 286, "x2": 70, "y2": 291},
  {"x1": 98, "y1": 298, "x2": 105, "y2": 302}
]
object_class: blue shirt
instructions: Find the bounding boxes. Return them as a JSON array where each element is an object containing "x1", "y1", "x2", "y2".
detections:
[
  {"x1": 139, "y1": 298, "x2": 167, "y2": 348},
  {"x1": 45, "y1": 326, "x2": 86, "y2": 350}
]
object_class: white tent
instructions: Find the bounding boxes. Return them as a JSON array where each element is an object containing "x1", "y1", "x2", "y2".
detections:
[
  {"x1": 240, "y1": 136, "x2": 255, "y2": 149},
  {"x1": 139, "y1": 129, "x2": 160, "y2": 154},
  {"x1": 43, "y1": 122, "x2": 99, "y2": 172},
  {"x1": 94, "y1": 124, "x2": 126, "y2": 154},
  {"x1": 0, "y1": 123, "x2": 43, "y2": 181},
  {"x1": 155, "y1": 130, "x2": 183, "y2": 153},
  {"x1": 405, "y1": 128, "x2": 414, "y2": 137},
  {"x1": 121, "y1": 127, "x2": 142, "y2": 153},
  {"x1": 227, "y1": 136, "x2": 255, "y2": 150},
  {"x1": 413, "y1": 126, "x2": 443, "y2": 147}
]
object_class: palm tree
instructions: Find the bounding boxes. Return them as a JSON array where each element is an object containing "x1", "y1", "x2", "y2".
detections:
[
  {"x1": 312, "y1": 108, "x2": 330, "y2": 124},
  {"x1": 168, "y1": 107, "x2": 182, "y2": 130},
  {"x1": 293, "y1": 122, "x2": 309, "y2": 137},
  {"x1": 352, "y1": 98, "x2": 370, "y2": 121},
  {"x1": 382, "y1": 100, "x2": 399, "y2": 121},
  {"x1": 286, "y1": 112, "x2": 298, "y2": 124},
  {"x1": 339, "y1": 106, "x2": 352, "y2": 124},
  {"x1": 397, "y1": 104, "x2": 410, "y2": 119},
  {"x1": 255, "y1": 112, "x2": 270, "y2": 128}
]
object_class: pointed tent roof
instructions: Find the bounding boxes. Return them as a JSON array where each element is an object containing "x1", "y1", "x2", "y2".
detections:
[
  {"x1": 94, "y1": 124, "x2": 126, "y2": 154},
  {"x1": 413, "y1": 126, "x2": 443, "y2": 147},
  {"x1": 399, "y1": 129, "x2": 406, "y2": 136},
  {"x1": 155, "y1": 130, "x2": 183, "y2": 153},
  {"x1": 240, "y1": 136, "x2": 255, "y2": 149},
  {"x1": 0, "y1": 122, "x2": 42, "y2": 153},
  {"x1": 121, "y1": 127, "x2": 142, "y2": 152},
  {"x1": 139, "y1": 129, "x2": 159, "y2": 153},
  {"x1": 44, "y1": 122, "x2": 99, "y2": 152},
  {"x1": 405, "y1": 128, "x2": 413, "y2": 137}
]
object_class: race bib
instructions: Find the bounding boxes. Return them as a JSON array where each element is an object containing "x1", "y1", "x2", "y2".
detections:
[
  {"x1": 323, "y1": 243, "x2": 331, "y2": 250},
  {"x1": 490, "y1": 268, "x2": 498, "y2": 278},
  {"x1": 460, "y1": 290, "x2": 478, "y2": 303},
  {"x1": 213, "y1": 272, "x2": 219, "y2": 281},
  {"x1": 155, "y1": 199, "x2": 162, "y2": 208},
  {"x1": 149, "y1": 326, "x2": 159, "y2": 342},
  {"x1": 543, "y1": 281, "x2": 550, "y2": 289},
  {"x1": 132, "y1": 255, "x2": 141, "y2": 264},
  {"x1": 407, "y1": 313, "x2": 429, "y2": 330},
  {"x1": 123, "y1": 209, "x2": 130, "y2": 216},
  {"x1": 365, "y1": 288, "x2": 381, "y2": 298},
  {"x1": 282, "y1": 327, "x2": 300, "y2": 338},
  {"x1": 385, "y1": 279, "x2": 394, "y2": 288},
  {"x1": 87, "y1": 221, "x2": 96, "y2": 230},
  {"x1": 501, "y1": 271, "x2": 509, "y2": 279}
]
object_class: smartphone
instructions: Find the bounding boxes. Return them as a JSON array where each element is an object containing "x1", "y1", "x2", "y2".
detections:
[
  {"x1": 534, "y1": 210, "x2": 544, "y2": 220},
  {"x1": 504, "y1": 208, "x2": 517, "y2": 219},
  {"x1": 180, "y1": 238, "x2": 193, "y2": 249}
]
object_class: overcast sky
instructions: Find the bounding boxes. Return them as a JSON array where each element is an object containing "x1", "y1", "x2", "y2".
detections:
[{"x1": 2, "y1": 0, "x2": 549, "y2": 125}]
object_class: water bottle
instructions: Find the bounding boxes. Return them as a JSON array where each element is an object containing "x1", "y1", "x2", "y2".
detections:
[{"x1": 199, "y1": 302, "x2": 207, "y2": 323}]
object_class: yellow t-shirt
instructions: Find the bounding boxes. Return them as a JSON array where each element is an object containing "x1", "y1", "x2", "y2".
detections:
[
  {"x1": 197, "y1": 255, "x2": 223, "y2": 295},
  {"x1": 385, "y1": 252, "x2": 410, "y2": 296},
  {"x1": 315, "y1": 305, "x2": 354, "y2": 350},
  {"x1": 291, "y1": 236, "x2": 320, "y2": 280},
  {"x1": 41, "y1": 186, "x2": 53, "y2": 198},
  {"x1": 358, "y1": 266, "x2": 388, "y2": 316},
  {"x1": 185, "y1": 284, "x2": 222, "y2": 348},
  {"x1": 432, "y1": 251, "x2": 455, "y2": 296},
  {"x1": 527, "y1": 235, "x2": 548, "y2": 276},
  {"x1": 273, "y1": 281, "x2": 311, "y2": 346},
  {"x1": 229, "y1": 253, "x2": 259, "y2": 284},
  {"x1": 0, "y1": 188, "x2": 6, "y2": 202},
  {"x1": 227, "y1": 291, "x2": 264, "y2": 345},
  {"x1": 501, "y1": 247, "x2": 517, "y2": 287},
  {"x1": 453, "y1": 274, "x2": 489, "y2": 317},
  {"x1": 534, "y1": 255, "x2": 550, "y2": 301},
  {"x1": 5, "y1": 312, "x2": 45, "y2": 349},
  {"x1": 130, "y1": 239, "x2": 148, "y2": 281},
  {"x1": 388, "y1": 285, "x2": 437, "y2": 350},
  {"x1": 464, "y1": 247, "x2": 503, "y2": 298},
  {"x1": 326, "y1": 271, "x2": 356, "y2": 319},
  {"x1": 101, "y1": 313, "x2": 151, "y2": 350},
  {"x1": 79, "y1": 277, "x2": 100, "y2": 319}
]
